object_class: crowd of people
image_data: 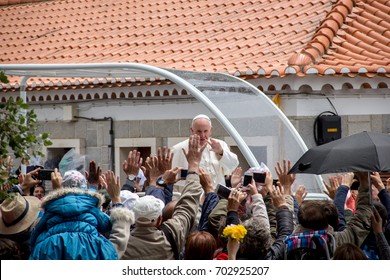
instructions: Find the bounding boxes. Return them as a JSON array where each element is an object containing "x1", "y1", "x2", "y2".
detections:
[{"x1": 0, "y1": 114, "x2": 389, "y2": 260}]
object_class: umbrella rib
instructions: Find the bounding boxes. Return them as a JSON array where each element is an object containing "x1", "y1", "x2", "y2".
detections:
[{"x1": 370, "y1": 134, "x2": 380, "y2": 172}]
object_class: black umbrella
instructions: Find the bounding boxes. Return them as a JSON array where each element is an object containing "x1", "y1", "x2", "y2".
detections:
[{"x1": 288, "y1": 131, "x2": 390, "y2": 175}]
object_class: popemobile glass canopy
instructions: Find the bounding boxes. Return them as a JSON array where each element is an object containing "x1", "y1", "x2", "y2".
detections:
[{"x1": 1, "y1": 63, "x2": 324, "y2": 194}]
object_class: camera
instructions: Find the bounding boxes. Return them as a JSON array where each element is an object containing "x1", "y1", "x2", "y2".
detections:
[
  {"x1": 37, "y1": 169, "x2": 54, "y2": 181},
  {"x1": 215, "y1": 183, "x2": 231, "y2": 199}
]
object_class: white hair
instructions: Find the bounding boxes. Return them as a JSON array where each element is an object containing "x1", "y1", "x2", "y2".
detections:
[{"x1": 191, "y1": 114, "x2": 212, "y2": 128}]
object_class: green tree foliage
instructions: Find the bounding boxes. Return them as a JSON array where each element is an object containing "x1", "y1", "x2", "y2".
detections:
[
  {"x1": 0, "y1": 70, "x2": 9, "y2": 84},
  {"x1": 0, "y1": 71, "x2": 52, "y2": 189}
]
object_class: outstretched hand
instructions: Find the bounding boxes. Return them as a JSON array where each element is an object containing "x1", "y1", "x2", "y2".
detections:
[
  {"x1": 182, "y1": 135, "x2": 207, "y2": 172},
  {"x1": 51, "y1": 168, "x2": 62, "y2": 191},
  {"x1": 370, "y1": 172, "x2": 385, "y2": 192},
  {"x1": 294, "y1": 185, "x2": 307, "y2": 206},
  {"x1": 270, "y1": 185, "x2": 286, "y2": 208},
  {"x1": 207, "y1": 138, "x2": 223, "y2": 155},
  {"x1": 144, "y1": 156, "x2": 160, "y2": 186},
  {"x1": 103, "y1": 170, "x2": 121, "y2": 204},
  {"x1": 275, "y1": 160, "x2": 295, "y2": 195},
  {"x1": 123, "y1": 149, "x2": 143, "y2": 176},
  {"x1": 340, "y1": 172, "x2": 354, "y2": 188},
  {"x1": 85, "y1": 160, "x2": 101, "y2": 185},
  {"x1": 157, "y1": 146, "x2": 173, "y2": 174},
  {"x1": 227, "y1": 188, "x2": 247, "y2": 212},
  {"x1": 20, "y1": 168, "x2": 41, "y2": 194},
  {"x1": 230, "y1": 167, "x2": 243, "y2": 189},
  {"x1": 162, "y1": 167, "x2": 180, "y2": 186},
  {"x1": 323, "y1": 175, "x2": 339, "y2": 200}
]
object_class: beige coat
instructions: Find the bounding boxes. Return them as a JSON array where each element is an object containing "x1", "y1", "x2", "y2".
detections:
[{"x1": 121, "y1": 174, "x2": 202, "y2": 260}]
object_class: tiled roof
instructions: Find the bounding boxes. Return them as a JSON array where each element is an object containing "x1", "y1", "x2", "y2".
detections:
[{"x1": 0, "y1": 0, "x2": 389, "y2": 86}]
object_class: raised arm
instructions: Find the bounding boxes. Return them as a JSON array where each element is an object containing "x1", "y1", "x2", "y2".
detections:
[
  {"x1": 162, "y1": 135, "x2": 206, "y2": 253},
  {"x1": 103, "y1": 170, "x2": 134, "y2": 259},
  {"x1": 198, "y1": 167, "x2": 219, "y2": 232},
  {"x1": 335, "y1": 172, "x2": 373, "y2": 247},
  {"x1": 333, "y1": 173, "x2": 354, "y2": 231}
]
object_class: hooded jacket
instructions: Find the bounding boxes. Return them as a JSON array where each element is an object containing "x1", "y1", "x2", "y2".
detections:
[{"x1": 29, "y1": 188, "x2": 133, "y2": 260}]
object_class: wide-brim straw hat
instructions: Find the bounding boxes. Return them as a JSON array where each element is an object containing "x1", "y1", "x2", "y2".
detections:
[{"x1": 0, "y1": 193, "x2": 41, "y2": 235}]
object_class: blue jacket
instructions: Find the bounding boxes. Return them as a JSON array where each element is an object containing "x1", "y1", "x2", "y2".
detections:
[
  {"x1": 198, "y1": 192, "x2": 219, "y2": 232},
  {"x1": 29, "y1": 188, "x2": 118, "y2": 260}
]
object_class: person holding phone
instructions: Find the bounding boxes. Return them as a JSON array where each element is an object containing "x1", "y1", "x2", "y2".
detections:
[{"x1": 171, "y1": 114, "x2": 239, "y2": 189}]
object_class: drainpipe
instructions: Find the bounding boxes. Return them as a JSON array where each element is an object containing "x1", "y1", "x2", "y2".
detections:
[
  {"x1": 19, "y1": 76, "x2": 30, "y2": 174},
  {"x1": 105, "y1": 117, "x2": 115, "y2": 172}
]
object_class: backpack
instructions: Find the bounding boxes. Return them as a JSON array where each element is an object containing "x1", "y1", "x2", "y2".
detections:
[{"x1": 284, "y1": 230, "x2": 336, "y2": 260}]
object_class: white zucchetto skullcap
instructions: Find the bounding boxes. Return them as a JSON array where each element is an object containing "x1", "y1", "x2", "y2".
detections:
[{"x1": 192, "y1": 114, "x2": 211, "y2": 122}]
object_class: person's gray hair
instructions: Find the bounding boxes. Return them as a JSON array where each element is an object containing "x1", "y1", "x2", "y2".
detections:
[
  {"x1": 240, "y1": 217, "x2": 272, "y2": 259},
  {"x1": 191, "y1": 114, "x2": 212, "y2": 128}
]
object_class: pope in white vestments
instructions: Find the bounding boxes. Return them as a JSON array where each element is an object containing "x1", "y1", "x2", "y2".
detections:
[{"x1": 171, "y1": 114, "x2": 239, "y2": 188}]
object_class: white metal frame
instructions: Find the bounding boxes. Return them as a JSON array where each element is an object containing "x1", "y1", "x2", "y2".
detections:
[
  {"x1": 1, "y1": 63, "x2": 259, "y2": 167},
  {"x1": 2, "y1": 62, "x2": 326, "y2": 191}
]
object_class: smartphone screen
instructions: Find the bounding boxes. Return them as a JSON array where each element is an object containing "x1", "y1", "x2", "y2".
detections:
[
  {"x1": 216, "y1": 183, "x2": 231, "y2": 199},
  {"x1": 225, "y1": 176, "x2": 232, "y2": 188},
  {"x1": 243, "y1": 174, "x2": 252, "y2": 186},
  {"x1": 26, "y1": 165, "x2": 42, "y2": 173},
  {"x1": 351, "y1": 180, "x2": 360, "y2": 190},
  {"x1": 253, "y1": 172, "x2": 266, "y2": 183},
  {"x1": 26, "y1": 165, "x2": 35, "y2": 173},
  {"x1": 38, "y1": 169, "x2": 54, "y2": 181},
  {"x1": 180, "y1": 169, "x2": 188, "y2": 179}
]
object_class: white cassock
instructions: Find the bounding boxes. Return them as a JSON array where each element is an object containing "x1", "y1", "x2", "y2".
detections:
[{"x1": 171, "y1": 138, "x2": 239, "y2": 188}]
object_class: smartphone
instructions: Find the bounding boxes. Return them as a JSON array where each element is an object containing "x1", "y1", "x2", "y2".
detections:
[
  {"x1": 243, "y1": 174, "x2": 252, "y2": 186},
  {"x1": 180, "y1": 169, "x2": 188, "y2": 180},
  {"x1": 37, "y1": 169, "x2": 54, "y2": 181},
  {"x1": 253, "y1": 172, "x2": 266, "y2": 183},
  {"x1": 216, "y1": 183, "x2": 231, "y2": 199}
]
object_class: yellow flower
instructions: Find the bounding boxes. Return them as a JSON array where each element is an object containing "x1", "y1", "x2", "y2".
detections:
[{"x1": 222, "y1": 224, "x2": 247, "y2": 241}]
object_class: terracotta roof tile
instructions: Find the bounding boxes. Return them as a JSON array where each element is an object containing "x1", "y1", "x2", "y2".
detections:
[
  {"x1": 0, "y1": 0, "x2": 389, "y2": 88},
  {"x1": 293, "y1": 0, "x2": 390, "y2": 75}
]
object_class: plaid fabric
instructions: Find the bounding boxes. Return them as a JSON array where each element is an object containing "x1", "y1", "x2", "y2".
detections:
[{"x1": 284, "y1": 230, "x2": 330, "y2": 253}]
